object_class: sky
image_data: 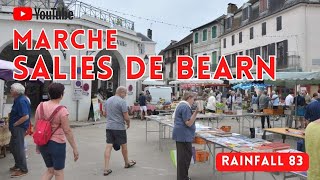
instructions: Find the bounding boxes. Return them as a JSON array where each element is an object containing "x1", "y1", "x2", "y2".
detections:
[{"x1": 83, "y1": 0, "x2": 246, "y2": 54}]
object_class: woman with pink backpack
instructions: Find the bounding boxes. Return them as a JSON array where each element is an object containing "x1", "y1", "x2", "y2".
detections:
[{"x1": 33, "y1": 83, "x2": 79, "y2": 180}]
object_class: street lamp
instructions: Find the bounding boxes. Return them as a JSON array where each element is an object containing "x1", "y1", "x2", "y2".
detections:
[{"x1": 144, "y1": 55, "x2": 149, "y2": 65}]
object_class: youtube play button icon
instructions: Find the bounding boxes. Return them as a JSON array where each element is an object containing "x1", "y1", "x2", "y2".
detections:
[{"x1": 13, "y1": 7, "x2": 32, "y2": 21}]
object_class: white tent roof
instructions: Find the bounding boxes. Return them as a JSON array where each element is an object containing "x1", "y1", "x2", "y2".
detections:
[
  {"x1": 169, "y1": 78, "x2": 223, "y2": 85},
  {"x1": 142, "y1": 77, "x2": 166, "y2": 86}
]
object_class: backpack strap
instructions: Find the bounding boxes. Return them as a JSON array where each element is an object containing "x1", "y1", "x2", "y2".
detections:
[
  {"x1": 48, "y1": 106, "x2": 65, "y2": 122},
  {"x1": 49, "y1": 106, "x2": 66, "y2": 136},
  {"x1": 40, "y1": 102, "x2": 45, "y2": 120}
]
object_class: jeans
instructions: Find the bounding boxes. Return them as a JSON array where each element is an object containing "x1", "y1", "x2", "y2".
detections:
[{"x1": 9, "y1": 127, "x2": 28, "y2": 172}]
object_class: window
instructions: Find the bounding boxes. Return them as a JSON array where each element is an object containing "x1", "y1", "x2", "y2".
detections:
[
  {"x1": 203, "y1": 29, "x2": 208, "y2": 41},
  {"x1": 260, "y1": 0, "x2": 268, "y2": 13},
  {"x1": 232, "y1": 35, "x2": 235, "y2": 46},
  {"x1": 212, "y1": 52, "x2": 217, "y2": 64},
  {"x1": 212, "y1": 26, "x2": 217, "y2": 38},
  {"x1": 254, "y1": 47, "x2": 261, "y2": 64},
  {"x1": 262, "y1": 22, "x2": 266, "y2": 36},
  {"x1": 250, "y1": 49, "x2": 255, "y2": 62},
  {"x1": 239, "y1": 51, "x2": 243, "y2": 55},
  {"x1": 242, "y1": 7, "x2": 250, "y2": 21},
  {"x1": 194, "y1": 55, "x2": 198, "y2": 74},
  {"x1": 195, "y1": 33, "x2": 199, "y2": 44},
  {"x1": 226, "y1": 55, "x2": 231, "y2": 66},
  {"x1": 226, "y1": 17, "x2": 232, "y2": 29},
  {"x1": 262, "y1": 45, "x2": 268, "y2": 61},
  {"x1": 223, "y1": 38, "x2": 226, "y2": 48},
  {"x1": 277, "y1": 40, "x2": 288, "y2": 69},
  {"x1": 250, "y1": 27, "x2": 254, "y2": 39},
  {"x1": 239, "y1": 32, "x2": 243, "y2": 43},
  {"x1": 212, "y1": 51, "x2": 217, "y2": 71},
  {"x1": 231, "y1": 54, "x2": 237, "y2": 67},
  {"x1": 276, "y1": 16, "x2": 282, "y2": 31}
]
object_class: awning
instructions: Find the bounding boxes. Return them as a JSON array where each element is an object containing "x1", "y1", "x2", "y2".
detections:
[
  {"x1": 229, "y1": 72, "x2": 320, "y2": 84},
  {"x1": 142, "y1": 77, "x2": 166, "y2": 86},
  {"x1": 169, "y1": 78, "x2": 223, "y2": 85}
]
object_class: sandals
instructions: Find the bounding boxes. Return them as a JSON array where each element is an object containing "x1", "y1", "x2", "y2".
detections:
[
  {"x1": 103, "y1": 169, "x2": 112, "y2": 176},
  {"x1": 125, "y1": 160, "x2": 136, "y2": 168}
]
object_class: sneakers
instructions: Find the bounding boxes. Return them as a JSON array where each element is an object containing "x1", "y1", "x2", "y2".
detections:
[{"x1": 11, "y1": 170, "x2": 28, "y2": 178}]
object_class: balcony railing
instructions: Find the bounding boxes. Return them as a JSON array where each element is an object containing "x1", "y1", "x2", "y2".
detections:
[{"x1": 0, "y1": 0, "x2": 135, "y2": 30}]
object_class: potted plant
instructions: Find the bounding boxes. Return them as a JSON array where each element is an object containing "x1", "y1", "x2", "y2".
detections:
[{"x1": 216, "y1": 103, "x2": 225, "y2": 114}]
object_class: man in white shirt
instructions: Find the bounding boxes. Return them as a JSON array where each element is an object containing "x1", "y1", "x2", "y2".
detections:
[
  {"x1": 215, "y1": 90, "x2": 222, "y2": 103},
  {"x1": 206, "y1": 95, "x2": 216, "y2": 113},
  {"x1": 271, "y1": 91, "x2": 280, "y2": 109},
  {"x1": 227, "y1": 91, "x2": 236, "y2": 111},
  {"x1": 285, "y1": 91, "x2": 294, "y2": 127}
]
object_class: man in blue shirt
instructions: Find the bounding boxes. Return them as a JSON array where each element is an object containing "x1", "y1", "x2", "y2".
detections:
[
  {"x1": 8, "y1": 83, "x2": 31, "y2": 178},
  {"x1": 304, "y1": 98, "x2": 320, "y2": 124}
]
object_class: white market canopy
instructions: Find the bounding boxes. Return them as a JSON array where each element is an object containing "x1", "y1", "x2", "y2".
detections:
[
  {"x1": 229, "y1": 72, "x2": 320, "y2": 84},
  {"x1": 169, "y1": 78, "x2": 223, "y2": 85},
  {"x1": 142, "y1": 77, "x2": 166, "y2": 86}
]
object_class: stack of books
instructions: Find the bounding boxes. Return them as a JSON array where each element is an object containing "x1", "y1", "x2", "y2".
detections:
[{"x1": 256, "y1": 142, "x2": 291, "y2": 152}]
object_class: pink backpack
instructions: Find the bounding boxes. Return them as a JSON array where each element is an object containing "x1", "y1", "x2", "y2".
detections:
[{"x1": 33, "y1": 103, "x2": 64, "y2": 146}]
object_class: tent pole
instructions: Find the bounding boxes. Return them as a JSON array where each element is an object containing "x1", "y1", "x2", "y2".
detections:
[{"x1": 294, "y1": 80, "x2": 298, "y2": 128}]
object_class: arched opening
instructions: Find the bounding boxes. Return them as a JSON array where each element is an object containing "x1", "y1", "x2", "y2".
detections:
[
  {"x1": 92, "y1": 50, "x2": 121, "y2": 99},
  {"x1": 0, "y1": 41, "x2": 53, "y2": 114}
]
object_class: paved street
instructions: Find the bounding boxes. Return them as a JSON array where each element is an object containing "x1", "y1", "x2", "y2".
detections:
[{"x1": 0, "y1": 117, "x2": 300, "y2": 180}]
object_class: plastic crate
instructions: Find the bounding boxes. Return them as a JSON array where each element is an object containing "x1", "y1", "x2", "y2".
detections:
[{"x1": 195, "y1": 150, "x2": 209, "y2": 162}]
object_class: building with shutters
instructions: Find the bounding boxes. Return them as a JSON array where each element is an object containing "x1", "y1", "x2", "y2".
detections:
[
  {"x1": 191, "y1": 15, "x2": 225, "y2": 75},
  {"x1": 220, "y1": 0, "x2": 320, "y2": 74}
]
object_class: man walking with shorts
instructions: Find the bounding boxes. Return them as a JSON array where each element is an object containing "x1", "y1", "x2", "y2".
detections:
[
  {"x1": 103, "y1": 86, "x2": 136, "y2": 176},
  {"x1": 139, "y1": 92, "x2": 147, "y2": 120}
]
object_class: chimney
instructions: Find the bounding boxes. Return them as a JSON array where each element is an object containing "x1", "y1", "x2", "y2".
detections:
[
  {"x1": 147, "y1": 29, "x2": 152, "y2": 40},
  {"x1": 227, "y1": 3, "x2": 238, "y2": 14}
]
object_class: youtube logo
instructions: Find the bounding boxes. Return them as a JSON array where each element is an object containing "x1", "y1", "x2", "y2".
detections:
[{"x1": 13, "y1": 7, "x2": 32, "y2": 21}]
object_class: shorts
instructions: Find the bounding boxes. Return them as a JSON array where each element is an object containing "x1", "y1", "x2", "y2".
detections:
[
  {"x1": 106, "y1": 129, "x2": 127, "y2": 145},
  {"x1": 140, "y1": 106, "x2": 147, "y2": 112},
  {"x1": 39, "y1": 140, "x2": 66, "y2": 170},
  {"x1": 296, "y1": 107, "x2": 306, "y2": 116}
]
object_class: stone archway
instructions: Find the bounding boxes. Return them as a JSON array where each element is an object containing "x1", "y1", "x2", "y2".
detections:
[
  {"x1": 92, "y1": 50, "x2": 126, "y2": 98},
  {"x1": 0, "y1": 41, "x2": 53, "y2": 113}
]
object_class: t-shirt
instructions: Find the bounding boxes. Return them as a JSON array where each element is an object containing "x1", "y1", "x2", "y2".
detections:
[
  {"x1": 139, "y1": 95, "x2": 147, "y2": 106},
  {"x1": 304, "y1": 100, "x2": 320, "y2": 122},
  {"x1": 294, "y1": 95, "x2": 306, "y2": 106},
  {"x1": 105, "y1": 96, "x2": 128, "y2": 130},
  {"x1": 285, "y1": 94, "x2": 294, "y2": 106},
  {"x1": 172, "y1": 103, "x2": 195, "y2": 142},
  {"x1": 216, "y1": 93, "x2": 222, "y2": 103},
  {"x1": 206, "y1": 96, "x2": 216, "y2": 111},
  {"x1": 9, "y1": 95, "x2": 31, "y2": 131},
  {"x1": 35, "y1": 101, "x2": 69, "y2": 144},
  {"x1": 272, "y1": 94, "x2": 279, "y2": 106},
  {"x1": 259, "y1": 94, "x2": 269, "y2": 109}
]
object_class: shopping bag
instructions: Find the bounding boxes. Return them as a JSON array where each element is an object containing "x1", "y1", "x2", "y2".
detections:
[
  {"x1": 170, "y1": 147, "x2": 195, "y2": 168},
  {"x1": 170, "y1": 150, "x2": 177, "y2": 168}
]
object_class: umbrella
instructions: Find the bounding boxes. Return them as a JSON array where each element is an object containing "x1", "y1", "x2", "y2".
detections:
[
  {"x1": 232, "y1": 83, "x2": 271, "y2": 90},
  {"x1": 0, "y1": 59, "x2": 44, "y2": 83}
]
